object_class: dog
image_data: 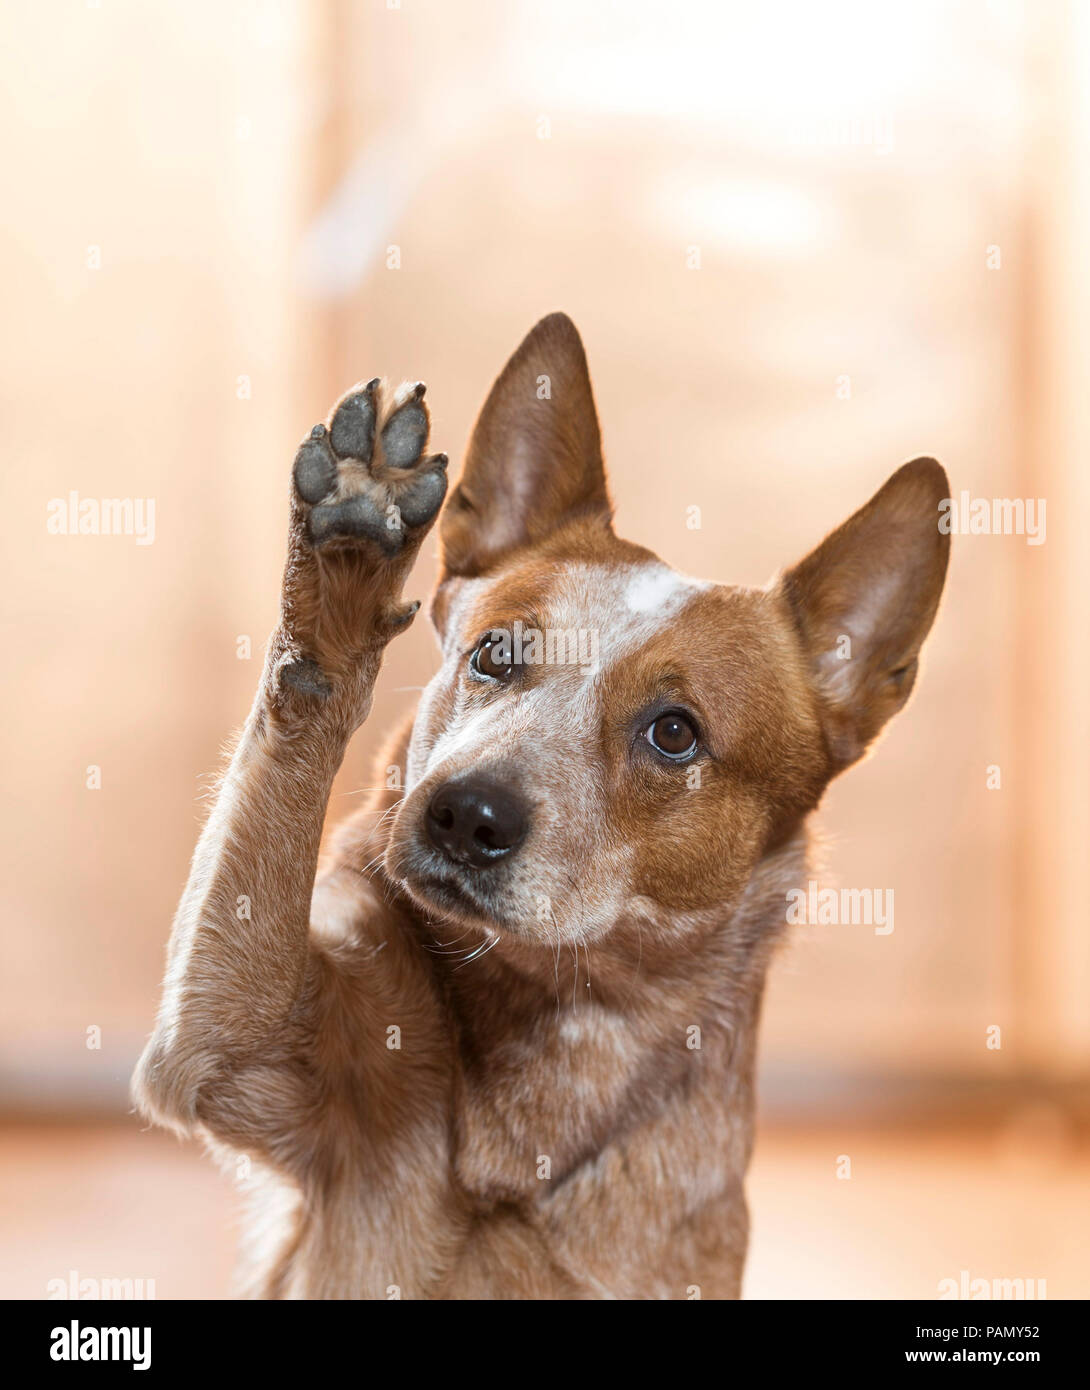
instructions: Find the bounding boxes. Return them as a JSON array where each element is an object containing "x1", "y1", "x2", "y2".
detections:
[{"x1": 133, "y1": 312, "x2": 949, "y2": 1298}]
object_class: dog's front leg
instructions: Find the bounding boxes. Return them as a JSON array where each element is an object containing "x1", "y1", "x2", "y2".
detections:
[{"x1": 133, "y1": 379, "x2": 447, "y2": 1136}]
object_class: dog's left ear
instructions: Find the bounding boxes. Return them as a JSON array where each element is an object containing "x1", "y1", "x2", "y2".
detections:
[
  {"x1": 438, "y1": 312, "x2": 612, "y2": 582},
  {"x1": 780, "y1": 458, "x2": 950, "y2": 771}
]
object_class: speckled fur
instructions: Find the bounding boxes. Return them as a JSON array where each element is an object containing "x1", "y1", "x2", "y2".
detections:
[{"x1": 133, "y1": 314, "x2": 949, "y2": 1299}]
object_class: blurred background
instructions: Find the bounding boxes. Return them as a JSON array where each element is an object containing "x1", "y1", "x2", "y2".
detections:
[{"x1": 2, "y1": 0, "x2": 1088, "y2": 1298}]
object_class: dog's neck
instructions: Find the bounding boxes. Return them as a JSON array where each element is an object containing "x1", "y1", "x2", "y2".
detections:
[
  {"x1": 336, "y1": 731, "x2": 806, "y2": 1206},
  {"x1": 428, "y1": 839, "x2": 800, "y2": 1206}
]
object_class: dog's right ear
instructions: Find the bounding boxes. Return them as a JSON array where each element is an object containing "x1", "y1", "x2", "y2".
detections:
[{"x1": 438, "y1": 313, "x2": 613, "y2": 583}]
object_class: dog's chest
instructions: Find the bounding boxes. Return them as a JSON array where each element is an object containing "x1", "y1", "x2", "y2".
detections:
[{"x1": 241, "y1": 992, "x2": 749, "y2": 1298}]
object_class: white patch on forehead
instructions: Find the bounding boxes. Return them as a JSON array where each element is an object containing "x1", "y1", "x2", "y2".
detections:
[
  {"x1": 623, "y1": 565, "x2": 698, "y2": 616},
  {"x1": 562, "y1": 562, "x2": 711, "y2": 672}
]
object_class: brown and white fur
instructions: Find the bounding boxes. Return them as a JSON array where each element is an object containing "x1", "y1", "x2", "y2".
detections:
[{"x1": 133, "y1": 313, "x2": 950, "y2": 1299}]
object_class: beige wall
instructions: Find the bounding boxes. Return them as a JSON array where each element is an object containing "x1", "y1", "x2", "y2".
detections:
[{"x1": 1, "y1": 0, "x2": 1085, "y2": 1109}]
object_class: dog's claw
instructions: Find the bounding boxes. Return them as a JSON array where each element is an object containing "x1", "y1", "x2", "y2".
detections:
[{"x1": 381, "y1": 598, "x2": 421, "y2": 634}]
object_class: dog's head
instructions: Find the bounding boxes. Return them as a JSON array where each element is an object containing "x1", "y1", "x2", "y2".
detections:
[{"x1": 385, "y1": 314, "x2": 949, "y2": 947}]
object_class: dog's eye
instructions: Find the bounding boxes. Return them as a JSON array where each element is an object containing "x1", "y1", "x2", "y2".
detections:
[
  {"x1": 646, "y1": 712, "x2": 698, "y2": 760},
  {"x1": 469, "y1": 635, "x2": 514, "y2": 683}
]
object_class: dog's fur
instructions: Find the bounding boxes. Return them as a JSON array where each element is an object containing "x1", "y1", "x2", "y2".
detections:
[{"x1": 133, "y1": 313, "x2": 949, "y2": 1299}]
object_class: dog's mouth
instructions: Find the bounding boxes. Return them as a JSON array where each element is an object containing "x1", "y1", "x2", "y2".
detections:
[
  {"x1": 384, "y1": 801, "x2": 540, "y2": 937},
  {"x1": 402, "y1": 869, "x2": 485, "y2": 920},
  {"x1": 394, "y1": 863, "x2": 524, "y2": 934}
]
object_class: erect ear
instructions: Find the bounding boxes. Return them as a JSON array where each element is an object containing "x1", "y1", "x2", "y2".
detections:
[
  {"x1": 438, "y1": 312, "x2": 613, "y2": 581},
  {"x1": 780, "y1": 458, "x2": 951, "y2": 771}
]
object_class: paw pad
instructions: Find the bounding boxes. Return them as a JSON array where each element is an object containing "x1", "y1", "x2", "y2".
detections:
[
  {"x1": 293, "y1": 427, "x2": 339, "y2": 504},
  {"x1": 328, "y1": 380, "x2": 378, "y2": 461},
  {"x1": 381, "y1": 384, "x2": 428, "y2": 468}
]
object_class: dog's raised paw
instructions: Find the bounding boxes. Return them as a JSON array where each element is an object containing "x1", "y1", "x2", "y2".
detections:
[{"x1": 291, "y1": 379, "x2": 448, "y2": 553}]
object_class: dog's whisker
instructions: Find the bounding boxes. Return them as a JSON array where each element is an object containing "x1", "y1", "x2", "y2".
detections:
[
  {"x1": 452, "y1": 933, "x2": 500, "y2": 971},
  {"x1": 335, "y1": 786, "x2": 403, "y2": 798},
  {"x1": 425, "y1": 934, "x2": 481, "y2": 956},
  {"x1": 552, "y1": 914, "x2": 562, "y2": 1020}
]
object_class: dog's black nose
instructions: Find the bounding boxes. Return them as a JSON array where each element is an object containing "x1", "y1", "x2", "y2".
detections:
[{"x1": 426, "y1": 779, "x2": 529, "y2": 868}]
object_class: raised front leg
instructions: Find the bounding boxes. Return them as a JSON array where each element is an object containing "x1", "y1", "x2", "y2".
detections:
[{"x1": 132, "y1": 379, "x2": 447, "y2": 1138}]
